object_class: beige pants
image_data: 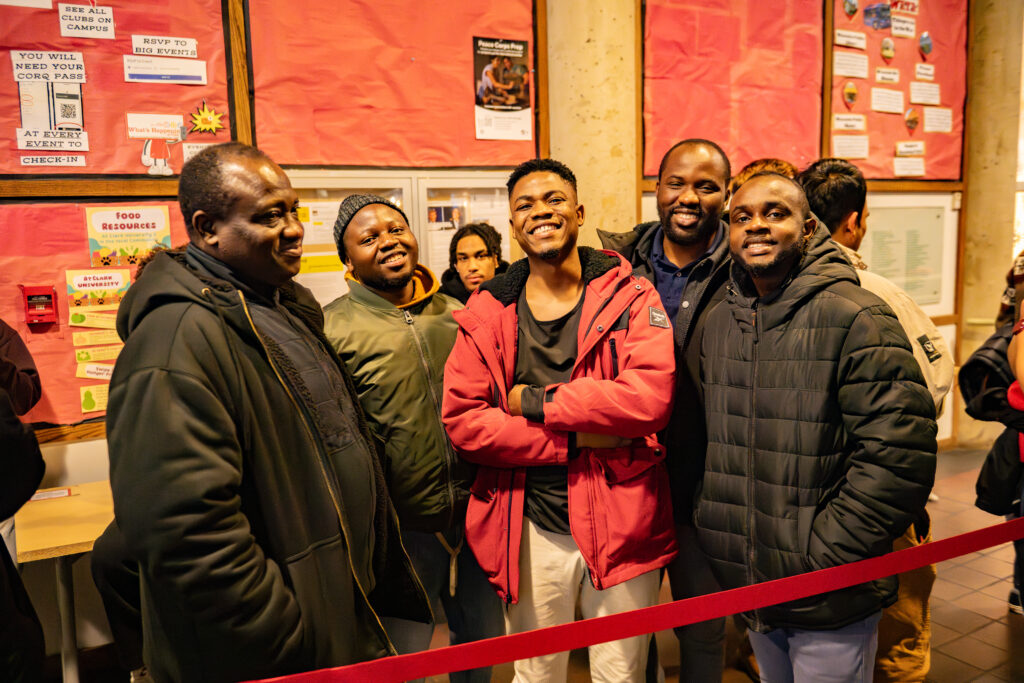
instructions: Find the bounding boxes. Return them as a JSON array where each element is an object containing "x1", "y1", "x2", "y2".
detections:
[{"x1": 506, "y1": 519, "x2": 661, "y2": 683}]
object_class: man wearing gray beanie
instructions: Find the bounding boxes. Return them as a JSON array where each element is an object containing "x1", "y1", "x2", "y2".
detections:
[{"x1": 324, "y1": 194, "x2": 503, "y2": 683}]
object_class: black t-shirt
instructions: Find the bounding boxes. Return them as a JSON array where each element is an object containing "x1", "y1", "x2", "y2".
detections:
[{"x1": 515, "y1": 288, "x2": 584, "y2": 535}]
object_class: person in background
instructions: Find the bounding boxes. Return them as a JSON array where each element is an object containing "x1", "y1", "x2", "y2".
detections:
[
  {"x1": 440, "y1": 222, "x2": 510, "y2": 304},
  {"x1": 599, "y1": 138, "x2": 731, "y2": 681},
  {"x1": 324, "y1": 195, "x2": 503, "y2": 683},
  {"x1": 800, "y1": 157, "x2": 952, "y2": 682},
  {"x1": 102, "y1": 142, "x2": 429, "y2": 683},
  {"x1": 997, "y1": 249, "x2": 1024, "y2": 329},
  {"x1": 0, "y1": 318, "x2": 45, "y2": 682},
  {"x1": 443, "y1": 158, "x2": 678, "y2": 682},
  {"x1": 696, "y1": 172, "x2": 936, "y2": 682}
]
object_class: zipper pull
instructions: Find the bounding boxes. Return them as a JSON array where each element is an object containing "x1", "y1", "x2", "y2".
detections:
[{"x1": 403, "y1": 310, "x2": 413, "y2": 324}]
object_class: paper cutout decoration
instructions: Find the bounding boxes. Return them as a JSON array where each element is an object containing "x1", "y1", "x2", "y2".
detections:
[
  {"x1": 904, "y1": 107, "x2": 919, "y2": 133},
  {"x1": 844, "y1": 0, "x2": 858, "y2": 18},
  {"x1": 880, "y1": 37, "x2": 895, "y2": 62},
  {"x1": 919, "y1": 31, "x2": 933, "y2": 58},
  {"x1": 863, "y1": 2, "x2": 891, "y2": 30},
  {"x1": 843, "y1": 82, "x2": 859, "y2": 109},
  {"x1": 189, "y1": 99, "x2": 224, "y2": 134}
]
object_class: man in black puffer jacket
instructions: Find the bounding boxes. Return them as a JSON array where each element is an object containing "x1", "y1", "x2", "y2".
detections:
[{"x1": 695, "y1": 173, "x2": 936, "y2": 681}]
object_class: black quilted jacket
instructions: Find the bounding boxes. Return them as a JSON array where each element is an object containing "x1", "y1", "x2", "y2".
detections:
[{"x1": 695, "y1": 224, "x2": 937, "y2": 632}]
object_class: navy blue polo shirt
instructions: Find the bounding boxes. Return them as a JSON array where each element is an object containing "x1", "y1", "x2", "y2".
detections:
[{"x1": 649, "y1": 224, "x2": 724, "y2": 323}]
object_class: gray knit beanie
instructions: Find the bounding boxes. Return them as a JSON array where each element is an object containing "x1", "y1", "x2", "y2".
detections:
[{"x1": 333, "y1": 194, "x2": 410, "y2": 261}]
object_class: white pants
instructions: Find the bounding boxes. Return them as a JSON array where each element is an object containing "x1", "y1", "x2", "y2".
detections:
[{"x1": 506, "y1": 519, "x2": 661, "y2": 683}]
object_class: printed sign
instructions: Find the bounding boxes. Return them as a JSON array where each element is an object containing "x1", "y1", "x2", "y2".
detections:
[
  {"x1": 10, "y1": 50, "x2": 86, "y2": 82},
  {"x1": 58, "y1": 4, "x2": 115, "y2": 39},
  {"x1": 131, "y1": 35, "x2": 198, "y2": 59},
  {"x1": 85, "y1": 206, "x2": 171, "y2": 266},
  {"x1": 473, "y1": 36, "x2": 532, "y2": 141},
  {"x1": 123, "y1": 55, "x2": 207, "y2": 85},
  {"x1": 833, "y1": 113, "x2": 867, "y2": 131},
  {"x1": 16, "y1": 128, "x2": 88, "y2": 150},
  {"x1": 20, "y1": 154, "x2": 86, "y2": 166},
  {"x1": 125, "y1": 113, "x2": 185, "y2": 140}
]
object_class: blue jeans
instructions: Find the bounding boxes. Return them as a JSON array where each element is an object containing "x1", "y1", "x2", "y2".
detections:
[
  {"x1": 382, "y1": 527, "x2": 504, "y2": 683},
  {"x1": 747, "y1": 611, "x2": 881, "y2": 683}
]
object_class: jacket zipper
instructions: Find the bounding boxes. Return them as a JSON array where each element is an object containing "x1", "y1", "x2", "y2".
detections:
[
  {"x1": 748, "y1": 303, "x2": 763, "y2": 632},
  {"x1": 402, "y1": 309, "x2": 459, "y2": 529},
  {"x1": 238, "y1": 292, "x2": 412, "y2": 655},
  {"x1": 608, "y1": 338, "x2": 619, "y2": 377}
]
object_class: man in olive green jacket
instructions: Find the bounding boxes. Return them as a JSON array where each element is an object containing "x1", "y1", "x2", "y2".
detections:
[{"x1": 324, "y1": 195, "x2": 503, "y2": 683}]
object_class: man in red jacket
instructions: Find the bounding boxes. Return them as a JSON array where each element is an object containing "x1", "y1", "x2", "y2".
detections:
[{"x1": 442, "y1": 158, "x2": 678, "y2": 682}]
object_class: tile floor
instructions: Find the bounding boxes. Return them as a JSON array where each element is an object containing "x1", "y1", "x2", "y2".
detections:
[{"x1": 425, "y1": 447, "x2": 1024, "y2": 682}]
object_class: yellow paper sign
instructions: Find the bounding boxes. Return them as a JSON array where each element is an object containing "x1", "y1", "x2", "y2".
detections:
[
  {"x1": 68, "y1": 310, "x2": 117, "y2": 329},
  {"x1": 72, "y1": 330, "x2": 121, "y2": 346},
  {"x1": 74, "y1": 344, "x2": 123, "y2": 362},
  {"x1": 80, "y1": 384, "x2": 109, "y2": 413}
]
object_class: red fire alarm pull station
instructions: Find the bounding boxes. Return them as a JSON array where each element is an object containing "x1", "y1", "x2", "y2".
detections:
[{"x1": 19, "y1": 285, "x2": 58, "y2": 325}]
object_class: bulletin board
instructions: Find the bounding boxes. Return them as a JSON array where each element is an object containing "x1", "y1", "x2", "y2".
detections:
[
  {"x1": 246, "y1": 0, "x2": 537, "y2": 167},
  {"x1": 642, "y1": 0, "x2": 823, "y2": 177},
  {"x1": 0, "y1": 201, "x2": 188, "y2": 425},
  {"x1": 828, "y1": 0, "x2": 967, "y2": 180},
  {"x1": 0, "y1": 0, "x2": 232, "y2": 176}
]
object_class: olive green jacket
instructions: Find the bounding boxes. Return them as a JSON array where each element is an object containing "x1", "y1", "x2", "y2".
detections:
[{"x1": 324, "y1": 269, "x2": 473, "y2": 532}]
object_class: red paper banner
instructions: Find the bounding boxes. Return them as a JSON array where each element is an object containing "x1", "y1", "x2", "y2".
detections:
[
  {"x1": 0, "y1": 0, "x2": 232, "y2": 175},
  {"x1": 829, "y1": 0, "x2": 967, "y2": 179},
  {"x1": 247, "y1": 0, "x2": 536, "y2": 167},
  {"x1": 643, "y1": 0, "x2": 823, "y2": 177},
  {"x1": 0, "y1": 201, "x2": 188, "y2": 425}
]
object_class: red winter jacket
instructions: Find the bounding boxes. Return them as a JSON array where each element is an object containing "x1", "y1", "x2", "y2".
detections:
[{"x1": 442, "y1": 247, "x2": 678, "y2": 604}]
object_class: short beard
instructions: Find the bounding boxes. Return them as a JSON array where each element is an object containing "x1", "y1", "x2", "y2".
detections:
[
  {"x1": 361, "y1": 271, "x2": 413, "y2": 292},
  {"x1": 538, "y1": 248, "x2": 561, "y2": 261},
  {"x1": 660, "y1": 212, "x2": 719, "y2": 247},
  {"x1": 739, "y1": 239, "x2": 806, "y2": 280}
]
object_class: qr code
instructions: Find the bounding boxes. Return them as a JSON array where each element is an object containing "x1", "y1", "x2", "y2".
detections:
[{"x1": 60, "y1": 103, "x2": 77, "y2": 119}]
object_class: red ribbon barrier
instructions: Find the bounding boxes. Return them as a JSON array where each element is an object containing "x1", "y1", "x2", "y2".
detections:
[{"x1": 256, "y1": 517, "x2": 1024, "y2": 683}]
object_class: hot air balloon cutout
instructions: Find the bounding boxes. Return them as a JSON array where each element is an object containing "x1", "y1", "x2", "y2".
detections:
[
  {"x1": 905, "y1": 108, "x2": 919, "y2": 134},
  {"x1": 880, "y1": 37, "x2": 895, "y2": 63},
  {"x1": 919, "y1": 32, "x2": 933, "y2": 59},
  {"x1": 843, "y1": 82, "x2": 859, "y2": 109},
  {"x1": 844, "y1": 0, "x2": 858, "y2": 18}
]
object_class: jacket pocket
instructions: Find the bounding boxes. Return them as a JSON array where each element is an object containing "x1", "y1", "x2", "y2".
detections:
[
  {"x1": 596, "y1": 443, "x2": 665, "y2": 485},
  {"x1": 469, "y1": 467, "x2": 498, "y2": 502}
]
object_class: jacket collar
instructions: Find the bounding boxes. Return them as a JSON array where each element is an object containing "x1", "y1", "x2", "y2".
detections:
[
  {"x1": 344, "y1": 263, "x2": 440, "y2": 310},
  {"x1": 478, "y1": 246, "x2": 620, "y2": 307}
]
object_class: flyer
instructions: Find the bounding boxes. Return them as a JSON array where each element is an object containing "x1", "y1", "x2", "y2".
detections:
[
  {"x1": 123, "y1": 55, "x2": 207, "y2": 85},
  {"x1": 80, "y1": 384, "x2": 109, "y2": 413},
  {"x1": 86, "y1": 205, "x2": 171, "y2": 266},
  {"x1": 66, "y1": 268, "x2": 130, "y2": 311},
  {"x1": 473, "y1": 37, "x2": 532, "y2": 141},
  {"x1": 58, "y1": 4, "x2": 115, "y2": 40}
]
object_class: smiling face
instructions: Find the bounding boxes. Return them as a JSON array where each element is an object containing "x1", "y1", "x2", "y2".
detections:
[
  {"x1": 656, "y1": 143, "x2": 728, "y2": 249},
  {"x1": 729, "y1": 175, "x2": 816, "y2": 294},
  {"x1": 454, "y1": 233, "x2": 498, "y2": 292},
  {"x1": 343, "y1": 203, "x2": 419, "y2": 294},
  {"x1": 195, "y1": 155, "x2": 303, "y2": 290},
  {"x1": 509, "y1": 171, "x2": 583, "y2": 262}
]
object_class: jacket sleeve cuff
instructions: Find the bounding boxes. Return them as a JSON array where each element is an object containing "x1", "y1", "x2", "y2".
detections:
[{"x1": 520, "y1": 385, "x2": 546, "y2": 423}]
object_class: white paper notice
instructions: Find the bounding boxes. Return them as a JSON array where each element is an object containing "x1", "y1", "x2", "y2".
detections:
[
  {"x1": 891, "y1": 15, "x2": 916, "y2": 39},
  {"x1": 10, "y1": 50, "x2": 86, "y2": 82},
  {"x1": 871, "y1": 87, "x2": 904, "y2": 114},
  {"x1": 76, "y1": 363, "x2": 114, "y2": 380},
  {"x1": 181, "y1": 142, "x2": 215, "y2": 164},
  {"x1": 20, "y1": 154, "x2": 86, "y2": 166},
  {"x1": 895, "y1": 140, "x2": 926, "y2": 156},
  {"x1": 123, "y1": 55, "x2": 207, "y2": 85},
  {"x1": 58, "y1": 4, "x2": 115, "y2": 39},
  {"x1": 894, "y1": 157, "x2": 926, "y2": 176},
  {"x1": 923, "y1": 107, "x2": 953, "y2": 133},
  {"x1": 909, "y1": 81, "x2": 941, "y2": 105},
  {"x1": 0, "y1": 0, "x2": 52, "y2": 7},
  {"x1": 915, "y1": 63, "x2": 935, "y2": 81},
  {"x1": 835, "y1": 29, "x2": 867, "y2": 50},
  {"x1": 16, "y1": 128, "x2": 88, "y2": 151},
  {"x1": 833, "y1": 135, "x2": 869, "y2": 160},
  {"x1": 832, "y1": 113, "x2": 866, "y2": 131},
  {"x1": 131, "y1": 35, "x2": 198, "y2": 59},
  {"x1": 875, "y1": 67, "x2": 899, "y2": 84},
  {"x1": 834, "y1": 51, "x2": 869, "y2": 79},
  {"x1": 125, "y1": 113, "x2": 185, "y2": 140}
]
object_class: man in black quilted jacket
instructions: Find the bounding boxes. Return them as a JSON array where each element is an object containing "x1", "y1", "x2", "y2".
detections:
[{"x1": 694, "y1": 172, "x2": 937, "y2": 682}]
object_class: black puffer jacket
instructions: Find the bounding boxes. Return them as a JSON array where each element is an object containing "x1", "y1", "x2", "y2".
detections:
[
  {"x1": 695, "y1": 224, "x2": 937, "y2": 632},
  {"x1": 108, "y1": 250, "x2": 430, "y2": 683}
]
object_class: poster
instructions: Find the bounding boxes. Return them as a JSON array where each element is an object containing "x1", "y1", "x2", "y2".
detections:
[
  {"x1": 862, "y1": 206, "x2": 943, "y2": 304},
  {"x1": 473, "y1": 36, "x2": 532, "y2": 141},
  {"x1": 86, "y1": 205, "x2": 171, "y2": 265},
  {"x1": 293, "y1": 201, "x2": 348, "y2": 307}
]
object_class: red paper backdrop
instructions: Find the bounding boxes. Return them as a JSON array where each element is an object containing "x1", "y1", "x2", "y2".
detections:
[
  {"x1": 830, "y1": 0, "x2": 967, "y2": 179},
  {"x1": 0, "y1": 0, "x2": 231, "y2": 175},
  {"x1": 0, "y1": 201, "x2": 188, "y2": 425},
  {"x1": 643, "y1": 0, "x2": 823, "y2": 177},
  {"x1": 247, "y1": 0, "x2": 536, "y2": 167}
]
